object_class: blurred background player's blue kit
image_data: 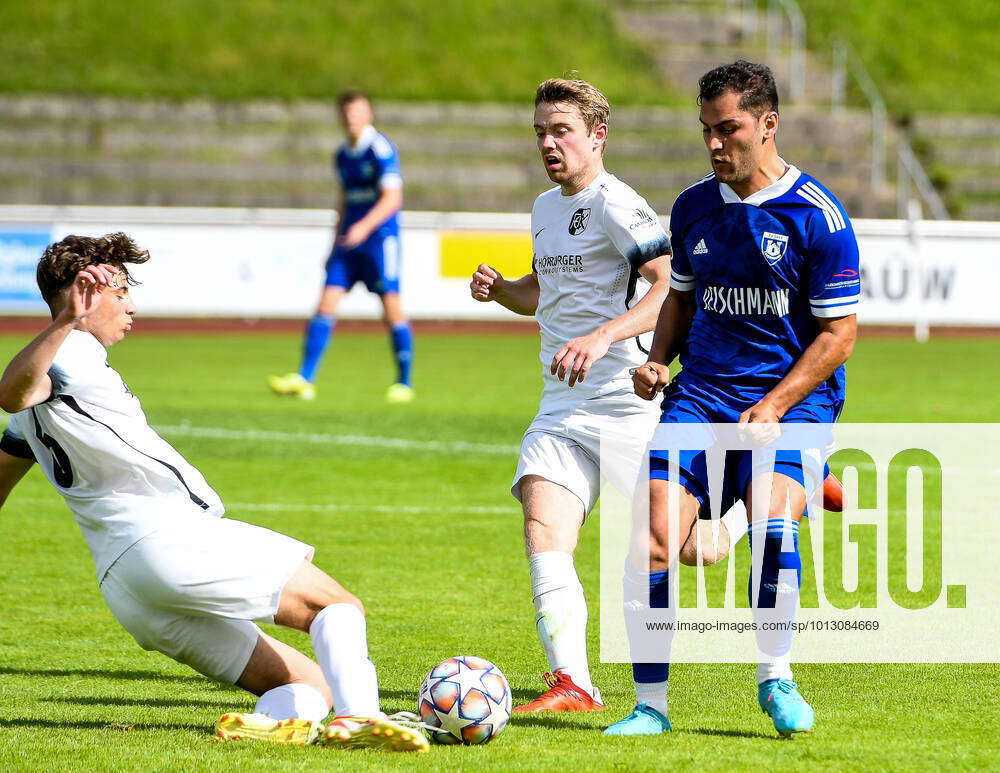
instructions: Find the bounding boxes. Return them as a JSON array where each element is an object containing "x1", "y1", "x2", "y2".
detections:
[{"x1": 268, "y1": 90, "x2": 414, "y2": 403}]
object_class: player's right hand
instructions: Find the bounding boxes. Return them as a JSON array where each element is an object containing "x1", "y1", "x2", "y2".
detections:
[
  {"x1": 470, "y1": 264, "x2": 503, "y2": 302},
  {"x1": 63, "y1": 264, "x2": 119, "y2": 322},
  {"x1": 632, "y1": 361, "x2": 670, "y2": 400}
]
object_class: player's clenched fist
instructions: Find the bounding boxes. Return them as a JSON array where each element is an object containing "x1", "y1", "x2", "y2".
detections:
[
  {"x1": 470, "y1": 264, "x2": 503, "y2": 302},
  {"x1": 632, "y1": 361, "x2": 670, "y2": 400}
]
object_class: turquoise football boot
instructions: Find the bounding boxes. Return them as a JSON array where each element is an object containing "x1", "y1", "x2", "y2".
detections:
[
  {"x1": 603, "y1": 703, "x2": 671, "y2": 736},
  {"x1": 758, "y1": 679, "x2": 814, "y2": 737}
]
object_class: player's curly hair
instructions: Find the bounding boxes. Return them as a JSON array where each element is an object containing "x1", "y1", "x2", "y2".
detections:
[
  {"x1": 698, "y1": 60, "x2": 779, "y2": 116},
  {"x1": 535, "y1": 76, "x2": 611, "y2": 135},
  {"x1": 36, "y1": 233, "x2": 150, "y2": 305}
]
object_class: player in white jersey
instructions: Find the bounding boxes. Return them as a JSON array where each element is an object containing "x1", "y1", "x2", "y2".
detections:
[
  {"x1": 470, "y1": 78, "x2": 672, "y2": 712},
  {"x1": 0, "y1": 234, "x2": 427, "y2": 753}
]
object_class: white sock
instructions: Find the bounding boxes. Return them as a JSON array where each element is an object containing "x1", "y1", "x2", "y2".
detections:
[
  {"x1": 721, "y1": 503, "x2": 749, "y2": 547},
  {"x1": 309, "y1": 603, "x2": 380, "y2": 717},
  {"x1": 253, "y1": 683, "x2": 330, "y2": 721},
  {"x1": 635, "y1": 680, "x2": 669, "y2": 717},
  {"x1": 529, "y1": 551, "x2": 595, "y2": 695},
  {"x1": 756, "y1": 656, "x2": 794, "y2": 684}
]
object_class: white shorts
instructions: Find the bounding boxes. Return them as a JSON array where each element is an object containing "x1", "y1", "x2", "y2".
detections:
[
  {"x1": 512, "y1": 391, "x2": 659, "y2": 514},
  {"x1": 100, "y1": 515, "x2": 314, "y2": 684}
]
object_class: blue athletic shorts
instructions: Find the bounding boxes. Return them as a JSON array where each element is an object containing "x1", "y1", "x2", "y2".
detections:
[
  {"x1": 325, "y1": 233, "x2": 401, "y2": 294},
  {"x1": 649, "y1": 380, "x2": 841, "y2": 516}
]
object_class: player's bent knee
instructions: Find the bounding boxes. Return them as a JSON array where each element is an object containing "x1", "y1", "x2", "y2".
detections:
[
  {"x1": 678, "y1": 522, "x2": 730, "y2": 566},
  {"x1": 276, "y1": 560, "x2": 365, "y2": 632},
  {"x1": 238, "y1": 631, "x2": 333, "y2": 707},
  {"x1": 678, "y1": 541, "x2": 699, "y2": 566}
]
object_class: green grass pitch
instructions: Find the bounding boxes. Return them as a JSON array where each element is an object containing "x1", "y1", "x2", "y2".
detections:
[{"x1": 0, "y1": 331, "x2": 997, "y2": 771}]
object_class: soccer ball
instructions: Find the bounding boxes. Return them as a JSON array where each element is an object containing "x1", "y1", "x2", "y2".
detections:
[{"x1": 417, "y1": 655, "x2": 512, "y2": 745}]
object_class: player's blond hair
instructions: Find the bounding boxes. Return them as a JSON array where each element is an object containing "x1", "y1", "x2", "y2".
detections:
[{"x1": 535, "y1": 77, "x2": 611, "y2": 136}]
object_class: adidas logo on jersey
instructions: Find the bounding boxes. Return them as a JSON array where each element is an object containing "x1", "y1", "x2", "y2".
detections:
[{"x1": 693, "y1": 239, "x2": 709, "y2": 255}]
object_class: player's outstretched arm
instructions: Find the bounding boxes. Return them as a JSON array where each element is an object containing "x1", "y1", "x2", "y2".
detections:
[
  {"x1": 740, "y1": 314, "x2": 857, "y2": 423},
  {"x1": 470, "y1": 264, "x2": 539, "y2": 316},
  {"x1": 0, "y1": 264, "x2": 116, "y2": 413},
  {"x1": 0, "y1": 450, "x2": 33, "y2": 508},
  {"x1": 632, "y1": 286, "x2": 695, "y2": 400},
  {"x1": 552, "y1": 255, "x2": 671, "y2": 387}
]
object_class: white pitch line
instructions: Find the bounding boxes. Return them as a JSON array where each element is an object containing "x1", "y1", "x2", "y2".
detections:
[
  {"x1": 228, "y1": 502, "x2": 517, "y2": 515},
  {"x1": 13, "y1": 497, "x2": 518, "y2": 516},
  {"x1": 155, "y1": 424, "x2": 520, "y2": 456}
]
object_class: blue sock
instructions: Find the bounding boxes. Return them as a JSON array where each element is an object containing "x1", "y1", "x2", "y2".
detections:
[
  {"x1": 749, "y1": 518, "x2": 801, "y2": 682},
  {"x1": 390, "y1": 323, "x2": 413, "y2": 386},
  {"x1": 626, "y1": 569, "x2": 671, "y2": 684},
  {"x1": 299, "y1": 315, "x2": 334, "y2": 382},
  {"x1": 748, "y1": 518, "x2": 801, "y2": 608}
]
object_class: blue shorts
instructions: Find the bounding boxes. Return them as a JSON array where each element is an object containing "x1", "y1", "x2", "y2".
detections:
[
  {"x1": 649, "y1": 380, "x2": 841, "y2": 516},
  {"x1": 325, "y1": 233, "x2": 401, "y2": 294}
]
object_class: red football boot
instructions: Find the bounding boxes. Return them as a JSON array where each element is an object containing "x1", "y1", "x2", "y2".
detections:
[{"x1": 513, "y1": 670, "x2": 605, "y2": 712}]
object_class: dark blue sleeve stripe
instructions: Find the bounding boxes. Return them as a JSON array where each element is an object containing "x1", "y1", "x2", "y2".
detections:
[
  {"x1": 625, "y1": 236, "x2": 671, "y2": 268},
  {"x1": 1, "y1": 430, "x2": 35, "y2": 461}
]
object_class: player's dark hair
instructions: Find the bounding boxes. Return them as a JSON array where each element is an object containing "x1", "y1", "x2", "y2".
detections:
[
  {"x1": 36, "y1": 233, "x2": 149, "y2": 305},
  {"x1": 337, "y1": 89, "x2": 370, "y2": 109},
  {"x1": 698, "y1": 60, "x2": 779, "y2": 116},
  {"x1": 535, "y1": 77, "x2": 611, "y2": 135}
]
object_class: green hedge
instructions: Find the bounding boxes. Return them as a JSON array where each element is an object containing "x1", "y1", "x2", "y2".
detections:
[
  {"x1": 797, "y1": 0, "x2": 999, "y2": 114},
  {"x1": 2, "y1": 0, "x2": 992, "y2": 113},
  {"x1": 0, "y1": 0, "x2": 674, "y2": 104}
]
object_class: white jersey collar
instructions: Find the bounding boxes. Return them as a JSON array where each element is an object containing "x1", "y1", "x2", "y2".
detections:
[
  {"x1": 719, "y1": 160, "x2": 800, "y2": 206},
  {"x1": 344, "y1": 125, "x2": 377, "y2": 157}
]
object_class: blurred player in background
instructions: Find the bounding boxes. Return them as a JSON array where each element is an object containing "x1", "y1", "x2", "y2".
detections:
[
  {"x1": 0, "y1": 234, "x2": 426, "y2": 752},
  {"x1": 471, "y1": 77, "x2": 672, "y2": 712},
  {"x1": 269, "y1": 90, "x2": 414, "y2": 403},
  {"x1": 606, "y1": 61, "x2": 859, "y2": 737}
]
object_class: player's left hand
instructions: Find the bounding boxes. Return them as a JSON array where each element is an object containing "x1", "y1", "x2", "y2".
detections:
[
  {"x1": 551, "y1": 329, "x2": 612, "y2": 387},
  {"x1": 738, "y1": 400, "x2": 783, "y2": 445},
  {"x1": 337, "y1": 223, "x2": 370, "y2": 249}
]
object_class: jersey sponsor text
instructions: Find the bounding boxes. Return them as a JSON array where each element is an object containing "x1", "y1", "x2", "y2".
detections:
[{"x1": 702, "y1": 285, "x2": 791, "y2": 317}]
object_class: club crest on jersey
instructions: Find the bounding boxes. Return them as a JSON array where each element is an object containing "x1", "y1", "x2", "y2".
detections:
[
  {"x1": 568, "y1": 208, "x2": 591, "y2": 236},
  {"x1": 760, "y1": 231, "x2": 789, "y2": 265}
]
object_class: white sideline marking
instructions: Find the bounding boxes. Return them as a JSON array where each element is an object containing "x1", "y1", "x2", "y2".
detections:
[
  {"x1": 155, "y1": 424, "x2": 520, "y2": 456},
  {"x1": 228, "y1": 502, "x2": 516, "y2": 515},
  {"x1": 15, "y1": 496, "x2": 516, "y2": 516}
]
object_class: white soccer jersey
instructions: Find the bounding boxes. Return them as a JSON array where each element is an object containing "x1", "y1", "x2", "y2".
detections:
[
  {"x1": 530, "y1": 172, "x2": 671, "y2": 408},
  {"x1": 3, "y1": 330, "x2": 223, "y2": 580}
]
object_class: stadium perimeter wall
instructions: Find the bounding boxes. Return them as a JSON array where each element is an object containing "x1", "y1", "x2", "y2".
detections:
[{"x1": 0, "y1": 206, "x2": 997, "y2": 326}]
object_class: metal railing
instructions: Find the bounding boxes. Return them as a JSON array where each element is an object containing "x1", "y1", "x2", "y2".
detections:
[
  {"x1": 898, "y1": 139, "x2": 949, "y2": 220},
  {"x1": 740, "y1": 0, "x2": 807, "y2": 103},
  {"x1": 831, "y1": 40, "x2": 887, "y2": 190},
  {"x1": 768, "y1": 0, "x2": 806, "y2": 103},
  {"x1": 831, "y1": 39, "x2": 948, "y2": 219}
]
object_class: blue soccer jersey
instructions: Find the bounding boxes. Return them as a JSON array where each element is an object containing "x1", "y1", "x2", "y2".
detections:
[
  {"x1": 667, "y1": 164, "x2": 860, "y2": 408},
  {"x1": 334, "y1": 125, "x2": 402, "y2": 238}
]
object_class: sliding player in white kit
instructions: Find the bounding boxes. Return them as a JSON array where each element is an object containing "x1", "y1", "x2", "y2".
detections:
[
  {"x1": 471, "y1": 78, "x2": 676, "y2": 711},
  {"x1": 0, "y1": 234, "x2": 427, "y2": 753}
]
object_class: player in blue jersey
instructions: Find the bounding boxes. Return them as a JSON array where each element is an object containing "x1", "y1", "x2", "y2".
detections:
[
  {"x1": 605, "y1": 61, "x2": 859, "y2": 738},
  {"x1": 269, "y1": 91, "x2": 414, "y2": 403}
]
